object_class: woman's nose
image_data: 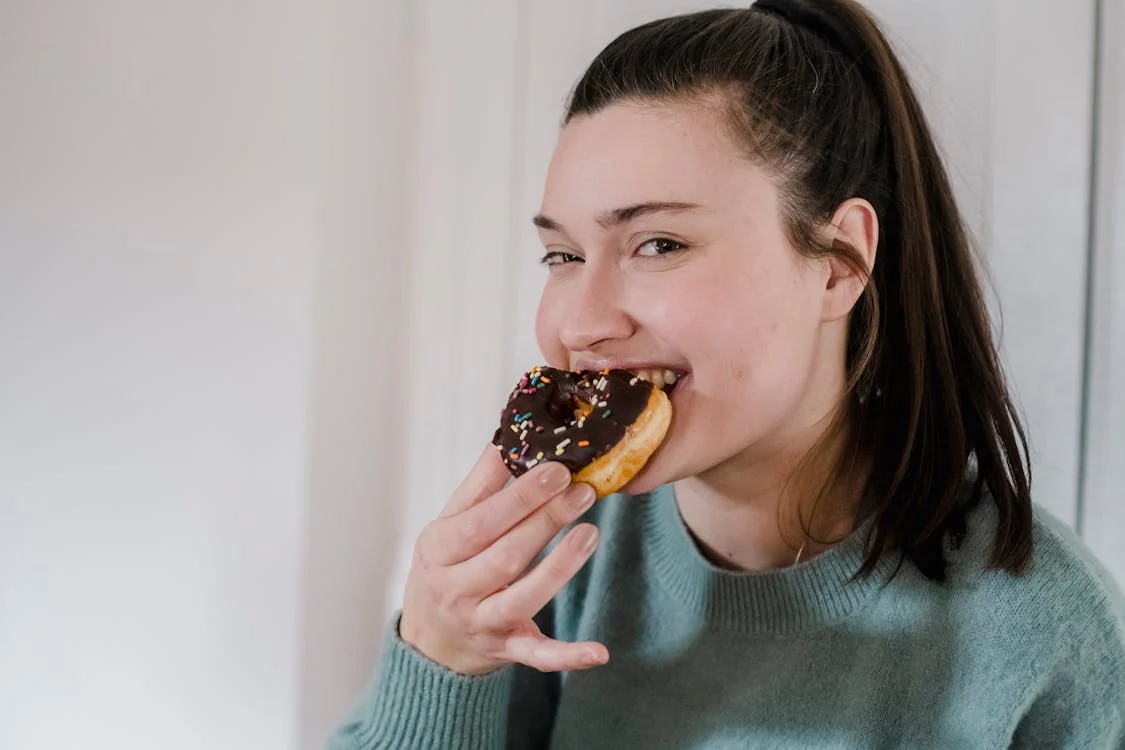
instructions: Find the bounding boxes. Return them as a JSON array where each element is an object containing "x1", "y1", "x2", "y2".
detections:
[{"x1": 556, "y1": 264, "x2": 636, "y2": 353}]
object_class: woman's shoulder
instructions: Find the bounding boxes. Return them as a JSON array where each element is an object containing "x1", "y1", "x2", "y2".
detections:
[
  {"x1": 947, "y1": 501, "x2": 1125, "y2": 736},
  {"x1": 948, "y1": 499, "x2": 1125, "y2": 662},
  {"x1": 1015, "y1": 503, "x2": 1121, "y2": 622},
  {"x1": 1026, "y1": 503, "x2": 1124, "y2": 600},
  {"x1": 1030, "y1": 503, "x2": 1125, "y2": 632}
]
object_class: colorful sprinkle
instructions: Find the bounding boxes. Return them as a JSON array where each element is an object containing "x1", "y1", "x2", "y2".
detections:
[
  {"x1": 603, "y1": 409, "x2": 612, "y2": 418},
  {"x1": 578, "y1": 440, "x2": 590, "y2": 447}
]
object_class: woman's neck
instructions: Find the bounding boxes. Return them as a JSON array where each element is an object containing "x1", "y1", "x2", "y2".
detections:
[{"x1": 672, "y1": 424, "x2": 870, "y2": 572}]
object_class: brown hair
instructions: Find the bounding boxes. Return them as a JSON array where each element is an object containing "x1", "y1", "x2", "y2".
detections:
[{"x1": 564, "y1": 0, "x2": 1033, "y2": 581}]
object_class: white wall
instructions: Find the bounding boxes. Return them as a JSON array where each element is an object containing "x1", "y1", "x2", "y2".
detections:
[
  {"x1": 296, "y1": 0, "x2": 414, "y2": 747},
  {"x1": 1082, "y1": 0, "x2": 1125, "y2": 589},
  {"x1": 0, "y1": 1, "x2": 316, "y2": 747},
  {"x1": 0, "y1": 2, "x2": 1119, "y2": 750}
]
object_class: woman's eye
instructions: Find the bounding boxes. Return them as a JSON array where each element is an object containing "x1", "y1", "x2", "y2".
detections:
[
  {"x1": 540, "y1": 251, "x2": 582, "y2": 266},
  {"x1": 636, "y1": 238, "x2": 686, "y2": 257}
]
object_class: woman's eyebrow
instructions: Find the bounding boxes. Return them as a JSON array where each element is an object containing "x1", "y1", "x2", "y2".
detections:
[{"x1": 532, "y1": 201, "x2": 703, "y2": 233}]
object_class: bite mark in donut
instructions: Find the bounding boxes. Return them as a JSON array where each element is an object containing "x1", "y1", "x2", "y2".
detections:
[{"x1": 491, "y1": 365, "x2": 672, "y2": 498}]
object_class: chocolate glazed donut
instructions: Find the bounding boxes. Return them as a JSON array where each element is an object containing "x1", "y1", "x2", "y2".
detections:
[{"x1": 492, "y1": 365, "x2": 672, "y2": 498}]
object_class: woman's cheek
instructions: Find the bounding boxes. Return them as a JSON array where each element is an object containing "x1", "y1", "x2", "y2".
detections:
[{"x1": 534, "y1": 289, "x2": 565, "y2": 364}]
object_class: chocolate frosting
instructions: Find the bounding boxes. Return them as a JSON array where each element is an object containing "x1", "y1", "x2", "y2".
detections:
[{"x1": 491, "y1": 365, "x2": 656, "y2": 477}]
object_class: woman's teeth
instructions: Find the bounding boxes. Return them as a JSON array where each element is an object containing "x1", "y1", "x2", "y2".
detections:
[{"x1": 630, "y1": 368, "x2": 680, "y2": 390}]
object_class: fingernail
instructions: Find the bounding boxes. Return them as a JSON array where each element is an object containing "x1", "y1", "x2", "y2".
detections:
[
  {"x1": 539, "y1": 463, "x2": 571, "y2": 492},
  {"x1": 584, "y1": 648, "x2": 607, "y2": 667},
  {"x1": 568, "y1": 483, "x2": 596, "y2": 512},
  {"x1": 572, "y1": 524, "x2": 599, "y2": 555}
]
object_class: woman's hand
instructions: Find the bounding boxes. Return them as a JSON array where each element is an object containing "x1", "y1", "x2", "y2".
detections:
[{"x1": 398, "y1": 445, "x2": 607, "y2": 676}]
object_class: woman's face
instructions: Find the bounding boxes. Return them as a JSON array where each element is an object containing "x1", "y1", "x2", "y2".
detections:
[{"x1": 534, "y1": 100, "x2": 846, "y2": 493}]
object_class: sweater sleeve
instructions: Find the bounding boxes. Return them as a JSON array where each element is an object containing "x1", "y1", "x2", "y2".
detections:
[
  {"x1": 325, "y1": 611, "x2": 559, "y2": 750},
  {"x1": 1008, "y1": 589, "x2": 1125, "y2": 749}
]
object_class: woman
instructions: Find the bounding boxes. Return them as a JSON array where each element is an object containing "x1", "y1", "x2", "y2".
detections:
[{"x1": 332, "y1": 1, "x2": 1125, "y2": 747}]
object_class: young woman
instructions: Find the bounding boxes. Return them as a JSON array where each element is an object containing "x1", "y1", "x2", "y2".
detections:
[{"x1": 332, "y1": 1, "x2": 1125, "y2": 747}]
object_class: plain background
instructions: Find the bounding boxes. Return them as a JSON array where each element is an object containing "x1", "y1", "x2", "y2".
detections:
[{"x1": 1, "y1": 1, "x2": 1121, "y2": 749}]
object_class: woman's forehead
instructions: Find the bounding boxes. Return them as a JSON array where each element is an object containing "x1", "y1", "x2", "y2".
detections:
[{"x1": 542, "y1": 101, "x2": 771, "y2": 223}]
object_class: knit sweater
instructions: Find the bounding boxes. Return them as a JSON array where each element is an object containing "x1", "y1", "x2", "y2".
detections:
[{"x1": 330, "y1": 485, "x2": 1125, "y2": 749}]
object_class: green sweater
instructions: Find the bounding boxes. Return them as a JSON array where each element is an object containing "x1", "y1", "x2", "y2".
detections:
[{"x1": 331, "y1": 486, "x2": 1125, "y2": 749}]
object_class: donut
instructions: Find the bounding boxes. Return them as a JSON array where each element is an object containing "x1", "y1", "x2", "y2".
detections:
[{"x1": 491, "y1": 365, "x2": 672, "y2": 498}]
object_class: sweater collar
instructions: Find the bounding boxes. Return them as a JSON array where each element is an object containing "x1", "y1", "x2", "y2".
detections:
[{"x1": 643, "y1": 484, "x2": 900, "y2": 635}]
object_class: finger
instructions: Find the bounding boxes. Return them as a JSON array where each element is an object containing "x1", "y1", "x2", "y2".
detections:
[
  {"x1": 476, "y1": 522, "x2": 599, "y2": 626},
  {"x1": 426, "y1": 462, "x2": 574, "y2": 565},
  {"x1": 459, "y1": 483, "x2": 596, "y2": 597},
  {"x1": 439, "y1": 444, "x2": 511, "y2": 518},
  {"x1": 502, "y1": 631, "x2": 609, "y2": 673}
]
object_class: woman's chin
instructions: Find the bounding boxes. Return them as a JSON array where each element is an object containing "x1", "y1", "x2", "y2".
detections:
[
  {"x1": 618, "y1": 421, "x2": 688, "y2": 496},
  {"x1": 619, "y1": 453, "x2": 674, "y2": 496}
]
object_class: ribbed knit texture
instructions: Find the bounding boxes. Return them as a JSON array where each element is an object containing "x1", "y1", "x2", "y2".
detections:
[{"x1": 329, "y1": 485, "x2": 1125, "y2": 749}]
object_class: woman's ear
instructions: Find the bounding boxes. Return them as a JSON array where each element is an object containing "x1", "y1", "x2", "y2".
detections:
[{"x1": 821, "y1": 197, "x2": 879, "y2": 322}]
